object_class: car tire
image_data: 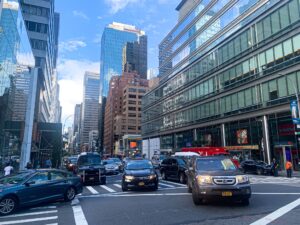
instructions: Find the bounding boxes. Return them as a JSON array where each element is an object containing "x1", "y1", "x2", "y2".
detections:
[
  {"x1": 161, "y1": 171, "x2": 167, "y2": 180},
  {"x1": 241, "y1": 198, "x2": 250, "y2": 206},
  {"x1": 64, "y1": 187, "x2": 76, "y2": 202},
  {"x1": 256, "y1": 169, "x2": 263, "y2": 175},
  {"x1": 179, "y1": 173, "x2": 186, "y2": 184},
  {"x1": 192, "y1": 190, "x2": 202, "y2": 206},
  {"x1": 100, "y1": 177, "x2": 106, "y2": 185},
  {"x1": 0, "y1": 196, "x2": 17, "y2": 215},
  {"x1": 187, "y1": 183, "x2": 192, "y2": 193},
  {"x1": 122, "y1": 183, "x2": 128, "y2": 192}
]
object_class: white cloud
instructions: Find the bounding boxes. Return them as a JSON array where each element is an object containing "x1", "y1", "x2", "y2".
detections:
[
  {"x1": 57, "y1": 59, "x2": 100, "y2": 126},
  {"x1": 72, "y1": 10, "x2": 89, "y2": 20},
  {"x1": 93, "y1": 34, "x2": 102, "y2": 44},
  {"x1": 59, "y1": 40, "x2": 87, "y2": 53},
  {"x1": 105, "y1": 0, "x2": 140, "y2": 14}
]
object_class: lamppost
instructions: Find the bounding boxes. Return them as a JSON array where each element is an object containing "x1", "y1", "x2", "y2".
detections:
[{"x1": 61, "y1": 114, "x2": 73, "y2": 167}]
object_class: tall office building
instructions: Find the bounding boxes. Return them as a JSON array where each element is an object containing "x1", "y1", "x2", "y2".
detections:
[
  {"x1": 20, "y1": 0, "x2": 60, "y2": 123},
  {"x1": 142, "y1": 0, "x2": 300, "y2": 168},
  {"x1": 80, "y1": 72, "x2": 100, "y2": 150},
  {"x1": 100, "y1": 22, "x2": 147, "y2": 97},
  {"x1": 122, "y1": 35, "x2": 147, "y2": 78},
  {"x1": 73, "y1": 104, "x2": 81, "y2": 135}
]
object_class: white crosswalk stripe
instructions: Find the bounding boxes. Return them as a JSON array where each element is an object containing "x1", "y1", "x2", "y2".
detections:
[
  {"x1": 0, "y1": 205, "x2": 59, "y2": 225},
  {"x1": 249, "y1": 175, "x2": 300, "y2": 185},
  {"x1": 100, "y1": 185, "x2": 116, "y2": 192},
  {"x1": 113, "y1": 184, "x2": 122, "y2": 188},
  {"x1": 86, "y1": 186, "x2": 99, "y2": 194},
  {"x1": 159, "y1": 183, "x2": 175, "y2": 188}
]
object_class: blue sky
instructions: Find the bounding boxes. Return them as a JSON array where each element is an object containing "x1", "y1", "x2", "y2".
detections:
[{"x1": 56, "y1": 0, "x2": 179, "y2": 127}]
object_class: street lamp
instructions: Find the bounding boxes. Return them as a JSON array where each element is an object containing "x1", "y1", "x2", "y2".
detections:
[{"x1": 61, "y1": 114, "x2": 74, "y2": 167}]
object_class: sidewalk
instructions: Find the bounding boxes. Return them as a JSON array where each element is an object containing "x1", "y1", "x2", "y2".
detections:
[{"x1": 278, "y1": 170, "x2": 300, "y2": 178}]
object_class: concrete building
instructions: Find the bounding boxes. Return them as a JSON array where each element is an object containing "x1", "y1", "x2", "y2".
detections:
[
  {"x1": 80, "y1": 72, "x2": 100, "y2": 150},
  {"x1": 73, "y1": 104, "x2": 81, "y2": 135},
  {"x1": 89, "y1": 130, "x2": 99, "y2": 151},
  {"x1": 20, "y1": 0, "x2": 60, "y2": 123},
  {"x1": 142, "y1": 0, "x2": 300, "y2": 169},
  {"x1": 104, "y1": 72, "x2": 148, "y2": 155}
]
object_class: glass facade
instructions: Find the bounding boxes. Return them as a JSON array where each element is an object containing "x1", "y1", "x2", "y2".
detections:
[
  {"x1": 100, "y1": 23, "x2": 146, "y2": 97},
  {"x1": 143, "y1": 0, "x2": 300, "y2": 165}
]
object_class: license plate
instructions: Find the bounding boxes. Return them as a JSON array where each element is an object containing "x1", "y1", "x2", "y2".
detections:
[
  {"x1": 222, "y1": 191, "x2": 232, "y2": 197},
  {"x1": 89, "y1": 177, "x2": 95, "y2": 181},
  {"x1": 138, "y1": 182, "x2": 145, "y2": 186}
]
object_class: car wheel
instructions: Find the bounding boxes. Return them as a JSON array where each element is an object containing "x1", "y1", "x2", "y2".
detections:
[
  {"x1": 0, "y1": 196, "x2": 17, "y2": 215},
  {"x1": 242, "y1": 168, "x2": 246, "y2": 173},
  {"x1": 256, "y1": 169, "x2": 263, "y2": 175},
  {"x1": 179, "y1": 173, "x2": 186, "y2": 184},
  {"x1": 192, "y1": 190, "x2": 202, "y2": 206},
  {"x1": 64, "y1": 187, "x2": 76, "y2": 202},
  {"x1": 241, "y1": 198, "x2": 250, "y2": 206},
  {"x1": 101, "y1": 177, "x2": 106, "y2": 185},
  {"x1": 161, "y1": 171, "x2": 168, "y2": 180},
  {"x1": 122, "y1": 183, "x2": 128, "y2": 192}
]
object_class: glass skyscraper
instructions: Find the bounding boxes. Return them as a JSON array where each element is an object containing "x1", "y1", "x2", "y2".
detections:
[
  {"x1": 142, "y1": 0, "x2": 300, "y2": 168},
  {"x1": 100, "y1": 22, "x2": 146, "y2": 97}
]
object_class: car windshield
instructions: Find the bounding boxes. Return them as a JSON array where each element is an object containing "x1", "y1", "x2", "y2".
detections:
[
  {"x1": 177, "y1": 158, "x2": 186, "y2": 165},
  {"x1": 69, "y1": 158, "x2": 77, "y2": 164},
  {"x1": 126, "y1": 161, "x2": 153, "y2": 170},
  {"x1": 110, "y1": 158, "x2": 121, "y2": 163},
  {"x1": 78, "y1": 155, "x2": 101, "y2": 166},
  {"x1": 0, "y1": 172, "x2": 32, "y2": 185},
  {"x1": 196, "y1": 158, "x2": 236, "y2": 171}
]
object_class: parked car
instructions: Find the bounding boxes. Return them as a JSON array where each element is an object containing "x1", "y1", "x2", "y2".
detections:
[
  {"x1": 122, "y1": 159, "x2": 158, "y2": 191},
  {"x1": 240, "y1": 160, "x2": 272, "y2": 175},
  {"x1": 102, "y1": 159, "x2": 119, "y2": 175},
  {"x1": 0, "y1": 169, "x2": 82, "y2": 215},
  {"x1": 186, "y1": 157, "x2": 251, "y2": 205},
  {"x1": 76, "y1": 152, "x2": 106, "y2": 184},
  {"x1": 159, "y1": 157, "x2": 187, "y2": 184}
]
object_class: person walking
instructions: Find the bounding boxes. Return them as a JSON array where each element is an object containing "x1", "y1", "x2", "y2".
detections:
[
  {"x1": 271, "y1": 158, "x2": 278, "y2": 177},
  {"x1": 45, "y1": 158, "x2": 52, "y2": 168},
  {"x1": 4, "y1": 163, "x2": 14, "y2": 176},
  {"x1": 285, "y1": 160, "x2": 293, "y2": 178}
]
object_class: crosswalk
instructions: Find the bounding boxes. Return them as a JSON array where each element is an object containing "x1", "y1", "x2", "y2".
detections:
[
  {"x1": 81, "y1": 180, "x2": 186, "y2": 196},
  {"x1": 0, "y1": 205, "x2": 58, "y2": 225},
  {"x1": 249, "y1": 175, "x2": 300, "y2": 185}
]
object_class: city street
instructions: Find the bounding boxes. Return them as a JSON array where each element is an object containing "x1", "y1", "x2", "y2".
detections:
[{"x1": 0, "y1": 174, "x2": 300, "y2": 225}]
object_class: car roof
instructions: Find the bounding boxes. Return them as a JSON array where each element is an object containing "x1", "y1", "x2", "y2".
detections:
[{"x1": 79, "y1": 152, "x2": 100, "y2": 156}]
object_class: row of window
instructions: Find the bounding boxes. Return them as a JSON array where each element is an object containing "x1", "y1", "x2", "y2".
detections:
[
  {"x1": 30, "y1": 39, "x2": 47, "y2": 51},
  {"x1": 143, "y1": 71, "x2": 300, "y2": 134},
  {"x1": 22, "y1": 3, "x2": 50, "y2": 18},
  {"x1": 144, "y1": 0, "x2": 300, "y2": 109},
  {"x1": 25, "y1": 21, "x2": 48, "y2": 34},
  {"x1": 143, "y1": 32, "x2": 300, "y2": 122}
]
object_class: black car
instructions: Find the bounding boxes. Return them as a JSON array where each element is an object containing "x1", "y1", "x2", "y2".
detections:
[
  {"x1": 0, "y1": 169, "x2": 82, "y2": 215},
  {"x1": 186, "y1": 157, "x2": 251, "y2": 205},
  {"x1": 159, "y1": 157, "x2": 187, "y2": 184},
  {"x1": 122, "y1": 160, "x2": 158, "y2": 191},
  {"x1": 76, "y1": 152, "x2": 106, "y2": 184},
  {"x1": 240, "y1": 160, "x2": 272, "y2": 175}
]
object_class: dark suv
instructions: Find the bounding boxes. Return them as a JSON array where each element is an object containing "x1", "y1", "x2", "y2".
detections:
[
  {"x1": 186, "y1": 157, "x2": 251, "y2": 205},
  {"x1": 159, "y1": 157, "x2": 187, "y2": 184},
  {"x1": 76, "y1": 152, "x2": 106, "y2": 185}
]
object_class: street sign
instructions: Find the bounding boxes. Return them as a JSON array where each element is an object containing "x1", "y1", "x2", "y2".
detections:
[
  {"x1": 295, "y1": 132, "x2": 300, "y2": 135},
  {"x1": 292, "y1": 118, "x2": 300, "y2": 124}
]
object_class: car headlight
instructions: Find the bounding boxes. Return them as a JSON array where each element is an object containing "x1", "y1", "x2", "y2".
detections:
[
  {"x1": 236, "y1": 175, "x2": 249, "y2": 184},
  {"x1": 197, "y1": 175, "x2": 213, "y2": 185},
  {"x1": 125, "y1": 175, "x2": 134, "y2": 181},
  {"x1": 149, "y1": 174, "x2": 157, "y2": 179}
]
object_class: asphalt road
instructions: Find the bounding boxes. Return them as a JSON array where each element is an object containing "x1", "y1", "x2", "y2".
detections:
[{"x1": 1, "y1": 174, "x2": 300, "y2": 225}]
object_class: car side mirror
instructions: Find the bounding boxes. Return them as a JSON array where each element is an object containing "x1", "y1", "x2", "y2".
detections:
[{"x1": 25, "y1": 181, "x2": 35, "y2": 186}]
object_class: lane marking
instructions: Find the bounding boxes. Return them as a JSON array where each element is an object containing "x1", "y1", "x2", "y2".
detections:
[
  {"x1": 81, "y1": 193, "x2": 191, "y2": 198},
  {"x1": 29, "y1": 206, "x2": 57, "y2": 210},
  {"x1": 72, "y1": 199, "x2": 88, "y2": 225},
  {"x1": 161, "y1": 180, "x2": 186, "y2": 187},
  {"x1": 0, "y1": 216, "x2": 57, "y2": 225},
  {"x1": 1, "y1": 210, "x2": 57, "y2": 218},
  {"x1": 159, "y1": 183, "x2": 175, "y2": 188},
  {"x1": 250, "y1": 197, "x2": 300, "y2": 225},
  {"x1": 100, "y1": 185, "x2": 116, "y2": 193},
  {"x1": 45, "y1": 224, "x2": 58, "y2": 225},
  {"x1": 86, "y1": 186, "x2": 99, "y2": 194},
  {"x1": 113, "y1": 184, "x2": 122, "y2": 188}
]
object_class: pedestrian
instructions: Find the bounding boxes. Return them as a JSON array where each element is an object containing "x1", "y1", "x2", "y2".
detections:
[
  {"x1": 4, "y1": 163, "x2": 13, "y2": 176},
  {"x1": 285, "y1": 160, "x2": 293, "y2": 178},
  {"x1": 45, "y1": 158, "x2": 52, "y2": 168},
  {"x1": 271, "y1": 158, "x2": 278, "y2": 177},
  {"x1": 26, "y1": 162, "x2": 33, "y2": 169}
]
